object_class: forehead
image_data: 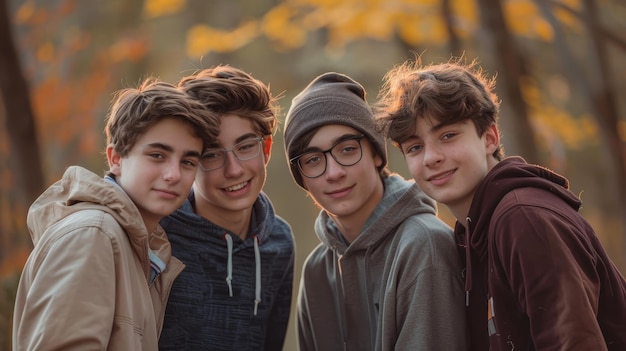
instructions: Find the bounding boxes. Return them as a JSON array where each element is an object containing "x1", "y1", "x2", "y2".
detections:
[
  {"x1": 410, "y1": 117, "x2": 475, "y2": 140},
  {"x1": 217, "y1": 113, "x2": 257, "y2": 141},
  {"x1": 132, "y1": 117, "x2": 202, "y2": 151},
  {"x1": 308, "y1": 124, "x2": 360, "y2": 147}
]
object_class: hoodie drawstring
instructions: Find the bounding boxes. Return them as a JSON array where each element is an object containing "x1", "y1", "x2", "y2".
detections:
[
  {"x1": 464, "y1": 217, "x2": 472, "y2": 306},
  {"x1": 253, "y1": 235, "x2": 261, "y2": 316},
  {"x1": 223, "y1": 233, "x2": 262, "y2": 316},
  {"x1": 224, "y1": 234, "x2": 234, "y2": 297}
]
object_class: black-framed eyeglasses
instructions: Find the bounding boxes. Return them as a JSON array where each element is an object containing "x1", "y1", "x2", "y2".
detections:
[
  {"x1": 199, "y1": 136, "x2": 264, "y2": 172},
  {"x1": 290, "y1": 134, "x2": 365, "y2": 178}
]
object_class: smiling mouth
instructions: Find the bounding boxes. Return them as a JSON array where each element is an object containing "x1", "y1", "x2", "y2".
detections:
[
  {"x1": 429, "y1": 170, "x2": 454, "y2": 181},
  {"x1": 327, "y1": 185, "x2": 353, "y2": 195},
  {"x1": 224, "y1": 181, "x2": 248, "y2": 192},
  {"x1": 156, "y1": 189, "x2": 178, "y2": 197}
]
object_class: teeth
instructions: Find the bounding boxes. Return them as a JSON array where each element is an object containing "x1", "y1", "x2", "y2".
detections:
[
  {"x1": 433, "y1": 171, "x2": 453, "y2": 180},
  {"x1": 225, "y1": 182, "x2": 247, "y2": 192}
]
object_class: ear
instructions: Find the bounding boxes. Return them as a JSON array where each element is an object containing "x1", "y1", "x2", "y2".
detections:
[
  {"x1": 483, "y1": 124, "x2": 500, "y2": 155},
  {"x1": 262, "y1": 135, "x2": 273, "y2": 165},
  {"x1": 374, "y1": 153, "x2": 383, "y2": 168},
  {"x1": 106, "y1": 145, "x2": 122, "y2": 176}
]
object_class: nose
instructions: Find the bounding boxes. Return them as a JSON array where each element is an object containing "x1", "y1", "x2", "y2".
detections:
[
  {"x1": 423, "y1": 143, "x2": 443, "y2": 167},
  {"x1": 324, "y1": 152, "x2": 346, "y2": 180},
  {"x1": 163, "y1": 160, "x2": 182, "y2": 182},
  {"x1": 223, "y1": 150, "x2": 245, "y2": 177}
]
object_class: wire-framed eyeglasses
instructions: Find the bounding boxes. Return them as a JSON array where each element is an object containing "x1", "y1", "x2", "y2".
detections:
[
  {"x1": 199, "y1": 136, "x2": 264, "y2": 172},
  {"x1": 290, "y1": 134, "x2": 365, "y2": 178}
]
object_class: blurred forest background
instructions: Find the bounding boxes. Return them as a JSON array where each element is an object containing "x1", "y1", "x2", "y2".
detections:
[{"x1": 1, "y1": 0, "x2": 625, "y2": 349}]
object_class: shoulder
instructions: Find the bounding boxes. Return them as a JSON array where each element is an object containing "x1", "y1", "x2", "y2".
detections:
[
  {"x1": 389, "y1": 215, "x2": 460, "y2": 270},
  {"x1": 301, "y1": 243, "x2": 331, "y2": 274},
  {"x1": 269, "y1": 215, "x2": 295, "y2": 242},
  {"x1": 493, "y1": 187, "x2": 583, "y2": 235},
  {"x1": 489, "y1": 188, "x2": 593, "y2": 256},
  {"x1": 497, "y1": 187, "x2": 574, "y2": 215},
  {"x1": 47, "y1": 210, "x2": 124, "y2": 241},
  {"x1": 27, "y1": 210, "x2": 125, "y2": 272},
  {"x1": 395, "y1": 213, "x2": 455, "y2": 247}
]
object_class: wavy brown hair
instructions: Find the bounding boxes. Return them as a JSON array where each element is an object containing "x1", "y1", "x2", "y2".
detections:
[
  {"x1": 177, "y1": 65, "x2": 280, "y2": 142},
  {"x1": 374, "y1": 59, "x2": 504, "y2": 160},
  {"x1": 104, "y1": 77, "x2": 219, "y2": 157}
]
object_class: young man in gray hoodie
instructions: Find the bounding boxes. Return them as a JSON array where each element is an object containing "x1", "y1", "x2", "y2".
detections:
[{"x1": 283, "y1": 72, "x2": 467, "y2": 350}]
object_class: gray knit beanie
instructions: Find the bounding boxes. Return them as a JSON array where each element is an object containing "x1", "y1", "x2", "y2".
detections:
[{"x1": 284, "y1": 72, "x2": 388, "y2": 189}]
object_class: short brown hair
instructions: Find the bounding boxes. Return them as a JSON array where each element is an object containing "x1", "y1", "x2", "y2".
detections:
[
  {"x1": 177, "y1": 65, "x2": 279, "y2": 139},
  {"x1": 375, "y1": 60, "x2": 504, "y2": 160},
  {"x1": 105, "y1": 77, "x2": 220, "y2": 157}
]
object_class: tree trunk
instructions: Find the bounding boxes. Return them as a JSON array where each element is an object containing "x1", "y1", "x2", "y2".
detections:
[
  {"x1": 580, "y1": 0, "x2": 626, "y2": 255},
  {"x1": 475, "y1": 0, "x2": 543, "y2": 164},
  {"x1": 0, "y1": 0, "x2": 45, "y2": 204},
  {"x1": 442, "y1": 0, "x2": 462, "y2": 58}
]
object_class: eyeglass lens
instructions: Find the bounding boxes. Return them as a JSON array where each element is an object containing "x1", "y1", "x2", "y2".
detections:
[
  {"x1": 199, "y1": 137, "x2": 263, "y2": 171},
  {"x1": 297, "y1": 136, "x2": 363, "y2": 178}
]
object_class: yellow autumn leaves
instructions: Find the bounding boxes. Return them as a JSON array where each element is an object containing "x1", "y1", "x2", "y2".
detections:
[{"x1": 139, "y1": 0, "x2": 583, "y2": 59}]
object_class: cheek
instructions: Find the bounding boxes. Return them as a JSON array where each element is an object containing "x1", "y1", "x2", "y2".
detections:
[
  {"x1": 181, "y1": 169, "x2": 197, "y2": 185},
  {"x1": 193, "y1": 171, "x2": 213, "y2": 188},
  {"x1": 405, "y1": 157, "x2": 422, "y2": 177}
]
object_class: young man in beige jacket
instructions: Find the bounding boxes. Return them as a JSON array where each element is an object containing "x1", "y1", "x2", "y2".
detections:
[{"x1": 13, "y1": 78, "x2": 219, "y2": 350}]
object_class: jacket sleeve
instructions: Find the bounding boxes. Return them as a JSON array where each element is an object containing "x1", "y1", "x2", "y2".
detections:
[
  {"x1": 383, "y1": 224, "x2": 467, "y2": 350},
  {"x1": 13, "y1": 226, "x2": 117, "y2": 351},
  {"x1": 493, "y1": 205, "x2": 607, "y2": 350}
]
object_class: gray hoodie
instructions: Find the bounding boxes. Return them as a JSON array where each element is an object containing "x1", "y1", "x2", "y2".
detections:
[{"x1": 297, "y1": 174, "x2": 466, "y2": 351}]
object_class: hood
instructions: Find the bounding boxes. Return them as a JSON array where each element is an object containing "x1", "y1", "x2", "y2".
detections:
[
  {"x1": 315, "y1": 173, "x2": 437, "y2": 254},
  {"x1": 456, "y1": 156, "x2": 580, "y2": 299},
  {"x1": 27, "y1": 166, "x2": 149, "y2": 258}
]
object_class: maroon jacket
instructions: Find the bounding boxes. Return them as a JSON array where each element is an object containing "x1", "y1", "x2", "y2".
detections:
[{"x1": 456, "y1": 156, "x2": 626, "y2": 351}]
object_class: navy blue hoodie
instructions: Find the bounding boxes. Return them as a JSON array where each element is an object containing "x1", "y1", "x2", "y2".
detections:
[{"x1": 159, "y1": 190, "x2": 295, "y2": 351}]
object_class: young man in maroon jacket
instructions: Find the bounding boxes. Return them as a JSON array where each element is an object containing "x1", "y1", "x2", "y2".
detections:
[{"x1": 375, "y1": 59, "x2": 626, "y2": 351}]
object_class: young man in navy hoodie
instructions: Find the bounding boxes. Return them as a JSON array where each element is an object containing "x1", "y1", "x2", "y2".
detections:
[
  {"x1": 375, "y1": 59, "x2": 626, "y2": 351},
  {"x1": 159, "y1": 65, "x2": 295, "y2": 351}
]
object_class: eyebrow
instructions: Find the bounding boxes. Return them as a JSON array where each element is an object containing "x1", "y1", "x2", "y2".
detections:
[
  {"x1": 146, "y1": 142, "x2": 201, "y2": 158},
  {"x1": 404, "y1": 119, "x2": 446, "y2": 142},
  {"x1": 206, "y1": 133, "x2": 259, "y2": 149},
  {"x1": 301, "y1": 133, "x2": 360, "y2": 153},
  {"x1": 234, "y1": 133, "x2": 259, "y2": 144}
]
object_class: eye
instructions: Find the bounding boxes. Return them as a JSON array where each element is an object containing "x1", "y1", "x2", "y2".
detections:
[
  {"x1": 336, "y1": 140, "x2": 360, "y2": 155},
  {"x1": 403, "y1": 143, "x2": 423, "y2": 155},
  {"x1": 149, "y1": 152, "x2": 165, "y2": 159},
  {"x1": 181, "y1": 159, "x2": 198, "y2": 167},
  {"x1": 202, "y1": 150, "x2": 222, "y2": 160},
  {"x1": 301, "y1": 153, "x2": 322, "y2": 166},
  {"x1": 441, "y1": 132, "x2": 457, "y2": 141},
  {"x1": 237, "y1": 140, "x2": 257, "y2": 151},
  {"x1": 340, "y1": 145, "x2": 357, "y2": 154}
]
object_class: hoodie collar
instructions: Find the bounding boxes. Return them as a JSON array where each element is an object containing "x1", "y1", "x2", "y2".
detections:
[
  {"x1": 315, "y1": 174, "x2": 437, "y2": 255},
  {"x1": 457, "y1": 156, "x2": 580, "y2": 303}
]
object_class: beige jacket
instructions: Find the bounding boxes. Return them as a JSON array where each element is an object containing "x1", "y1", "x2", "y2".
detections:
[{"x1": 13, "y1": 166, "x2": 184, "y2": 350}]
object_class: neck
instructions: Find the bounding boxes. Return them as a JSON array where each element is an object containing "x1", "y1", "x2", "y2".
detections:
[
  {"x1": 195, "y1": 202, "x2": 251, "y2": 241},
  {"x1": 328, "y1": 177, "x2": 384, "y2": 244}
]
